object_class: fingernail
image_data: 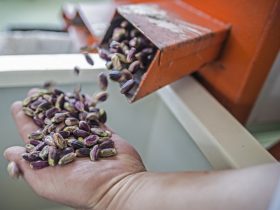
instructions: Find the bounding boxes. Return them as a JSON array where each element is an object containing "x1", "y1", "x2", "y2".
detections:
[
  {"x1": 3, "y1": 149, "x2": 9, "y2": 160},
  {"x1": 7, "y1": 161, "x2": 21, "y2": 179}
]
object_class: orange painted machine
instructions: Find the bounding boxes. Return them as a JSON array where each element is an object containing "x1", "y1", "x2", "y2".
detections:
[{"x1": 63, "y1": 0, "x2": 280, "y2": 124}]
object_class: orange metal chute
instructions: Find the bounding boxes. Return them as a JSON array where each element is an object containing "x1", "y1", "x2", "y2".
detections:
[
  {"x1": 100, "y1": 2, "x2": 229, "y2": 102},
  {"x1": 63, "y1": 0, "x2": 280, "y2": 124},
  {"x1": 120, "y1": 0, "x2": 280, "y2": 123}
]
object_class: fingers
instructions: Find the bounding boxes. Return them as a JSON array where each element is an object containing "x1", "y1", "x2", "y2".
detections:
[
  {"x1": 3, "y1": 146, "x2": 48, "y2": 197},
  {"x1": 4, "y1": 146, "x2": 48, "y2": 185},
  {"x1": 11, "y1": 102, "x2": 38, "y2": 144},
  {"x1": 4, "y1": 146, "x2": 32, "y2": 177},
  {"x1": 4, "y1": 146, "x2": 25, "y2": 163}
]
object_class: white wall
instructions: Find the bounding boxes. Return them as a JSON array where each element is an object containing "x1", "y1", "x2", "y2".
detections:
[{"x1": 248, "y1": 52, "x2": 280, "y2": 126}]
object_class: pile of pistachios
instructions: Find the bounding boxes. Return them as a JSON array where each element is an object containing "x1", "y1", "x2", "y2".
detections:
[
  {"x1": 98, "y1": 19, "x2": 157, "y2": 98},
  {"x1": 13, "y1": 18, "x2": 156, "y2": 171},
  {"x1": 21, "y1": 84, "x2": 117, "y2": 169}
]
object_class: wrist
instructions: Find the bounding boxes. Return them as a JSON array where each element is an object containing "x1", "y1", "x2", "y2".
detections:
[
  {"x1": 104, "y1": 171, "x2": 209, "y2": 210},
  {"x1": 101, "y1": 171, "x2": 150, "y2": 210}
]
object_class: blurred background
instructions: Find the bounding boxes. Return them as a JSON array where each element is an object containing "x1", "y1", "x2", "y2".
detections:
[
  {"x1": 0, "y1": 0, "x2": 87, "y2": 31},
  {"x1": 0, "y1": 0, "x2": 96, "y2": 55}
]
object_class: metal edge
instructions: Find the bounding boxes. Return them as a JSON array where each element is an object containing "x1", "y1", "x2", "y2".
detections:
[
  {"x1": 158, "y1": 76, "x2": 276, "y2": 169},
  {"x1": 0, "y1": 54, "x2": 105, "y2": 87}
]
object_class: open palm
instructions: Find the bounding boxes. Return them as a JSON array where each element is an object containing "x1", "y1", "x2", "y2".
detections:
[{"x1": 4, "y1": 89, "x2": 146, "y2": 209}]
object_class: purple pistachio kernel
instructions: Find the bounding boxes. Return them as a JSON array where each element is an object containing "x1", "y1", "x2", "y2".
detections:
[{"x1": 30, "y1": 160, "x2": 49, "y2": 169}]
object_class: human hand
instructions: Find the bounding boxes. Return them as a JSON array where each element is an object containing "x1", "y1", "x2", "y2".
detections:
[{"x1": 4, "y1": 89, "x2": 146, "y2": 210}]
